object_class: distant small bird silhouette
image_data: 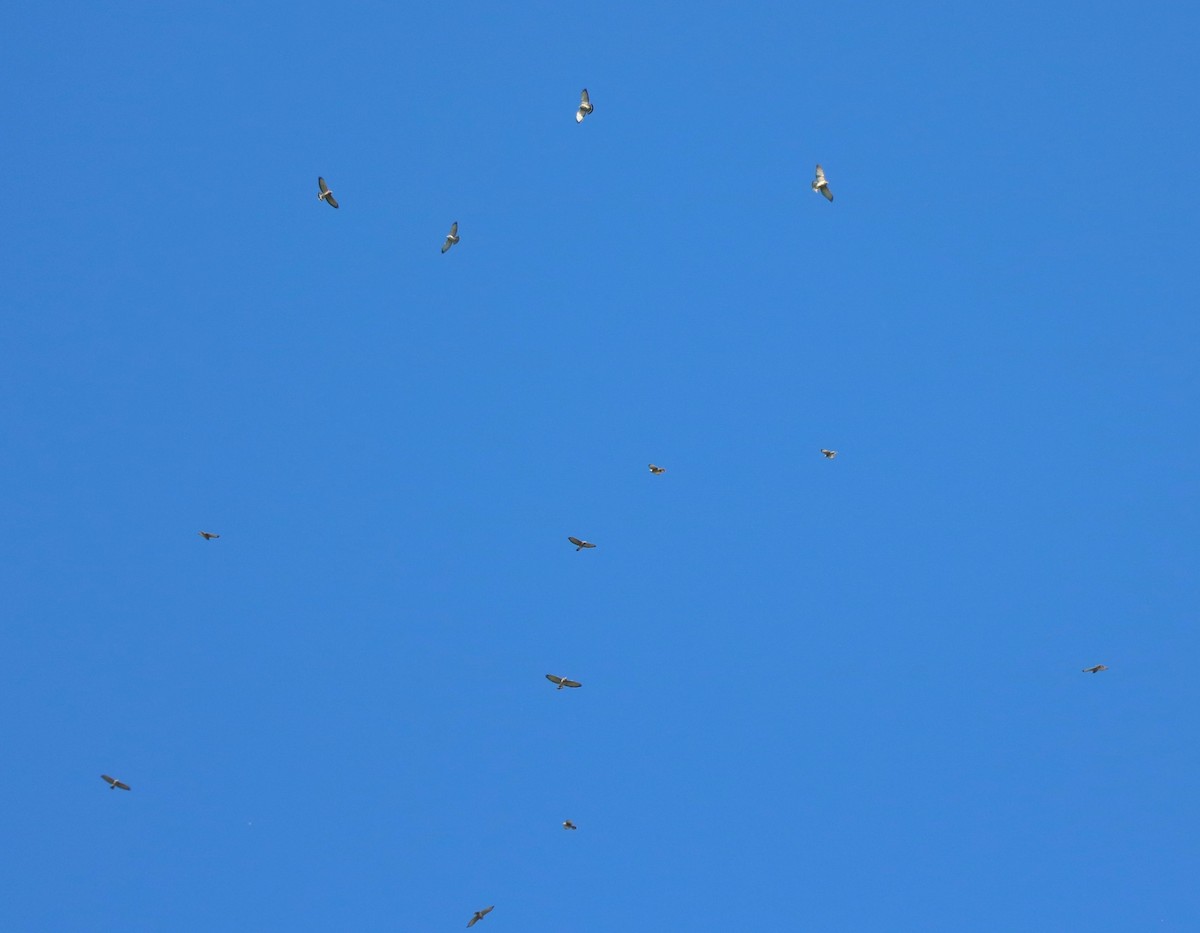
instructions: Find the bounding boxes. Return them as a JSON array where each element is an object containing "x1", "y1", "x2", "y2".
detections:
[
  {"x1": 546, "y1": 674, "x2": 582, "y2": 689},
  {"x1": 317, "y1": 177, "x2": 338, "y2": 209},
  {"x1": 1082, "y1": 665, "x2": 1109, "y2": 674},
  {"x1": 563, "y1": 820, "x2": 577, "y2": 830},
  {"x1": 812, "y1": 164, "x2": 833, "y2": 202},
  {"x1": 198, "y1": 531, "x2": 220, "y2": 540},
  {"x1": 101, "y1": 774, "x2": 131, "y2": 791},
  {"x1": 441, "y1": 221, "x2": 459, "y2": 254},
  {"x1": 567, "y1": 536, "x2": 596, "y2": 551},
  {"x1": 467, "y1": 906, "x2": 493, "y2": 927},
  {"x1": 576, "y1": 88, "x2": 593, "y2": 123},
  {"x1": 648, "y1": 464, "x2": 666, "y2": 474},
  {"x1": 820, "y1": 449, "x2": 837, "y2": 459}
]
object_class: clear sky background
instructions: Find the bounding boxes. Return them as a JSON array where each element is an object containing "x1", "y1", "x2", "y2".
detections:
[{"x1": 2, "y1": 1, "x2": 1197, "y2": 930}]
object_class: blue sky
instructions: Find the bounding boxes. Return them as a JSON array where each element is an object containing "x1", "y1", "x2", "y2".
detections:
[{"x1": 2, "y1": 1, "x2": 1197, "y2": 929}]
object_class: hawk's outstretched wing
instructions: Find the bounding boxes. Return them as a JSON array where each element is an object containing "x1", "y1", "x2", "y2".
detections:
[
  {"x1": 546, "y1": 674, "x2": 564, "y2": 685},
  {"x1": 560, "y1": 679, "x2": 582, "y2": 688}
]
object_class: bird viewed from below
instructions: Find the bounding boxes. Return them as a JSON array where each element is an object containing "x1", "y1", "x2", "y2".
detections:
[
  {"x1": 576, "y1": 88, "x2": 593, "y2": 123},
  {"x1": 198, "y1": 531, "x2": 220, "y2": 540},
  {"x1": 317, "y1": 176, "x2": 338, "y2": 208},
  {"x1": 821, "y1": 449, "x2": 837, "y2": 459},
  {"x1": 1082, "y1": 664, "x2": 1109, "y2": 673},
  {"x1": 562, "y1": 820, "x2": 577, "y2": 830},
  {"x1": 101, "y1": 774, "x2": 131, "y2": 791},
  {"x1": 546, "y1": 674, "x2": 582, "y2": 689},
  {"x1": 648, "y1": 464, "x2": 666, "y2": 474},
  {"x1": 466, "y1": 906, "x2": 493, "y2": 927},
  {"x1": 812, "y1": 164, "x2": 833, "y2": 202},
  {"x1": 567, "y1": 536, "x2": 595, "y2": 551},
  {"x1": 441, "y1": 221, "x2": 459, "y2": 253}
]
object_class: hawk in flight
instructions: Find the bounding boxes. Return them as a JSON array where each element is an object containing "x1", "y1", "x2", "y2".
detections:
[
  {"x1": 576, "y1": 89, "x2": 593, "y2": 123},
  {"x1": 441, "y1": 221, "x2": 460, "y2": 254},
  {"x1": 563, "y1": 820, "x2": 578, "y2": 830},
  {"x1": 198, "y1": 531, "x2": 220, "y2": 540},
  {"x1": 820, "y1": 449, "x2": 837, "y2": 459},
  {"x1": 467, "y1": 906, "x2": 493, "y2": 927},
  {"x1": 317, "y1": 177, "x2": 339, "y2": 209},
  {"x1": 567, "y1": 536, "x2": 596, "y2": 551},
  {"x1": 546, "y1": 674, "x2": 582, "y2": 690},
  {"x1": 648, "y1": 464, "x2": 666, "y2": 474},
  {"x1": 101, "y1": 774, "x2": 131, "y2": 791},
  {"x1": 1082, "y1": 665, "x2": 1109, "y2": 674},
  {"x1": 812, "y1": 165, "x2": 833, "y2": 202}
]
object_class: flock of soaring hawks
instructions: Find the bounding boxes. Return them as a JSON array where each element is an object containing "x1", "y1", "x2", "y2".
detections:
[{"x1": 98, "y1": 88, "x2": 1108, "y2": 927}]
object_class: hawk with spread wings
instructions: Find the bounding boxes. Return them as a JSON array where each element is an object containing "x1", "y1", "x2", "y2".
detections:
[
  {"x1": 317, "y1": 177, "x2": 339, "y2": 208},
  {"x1": 576, "y1": 89, "x2": 594, "y2": 123},
  {"x1": 812, "y1": 165, "x2": 833, "y2": 202}
]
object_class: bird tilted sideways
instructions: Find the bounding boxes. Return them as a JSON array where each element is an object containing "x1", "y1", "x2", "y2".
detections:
[
  {"x1": 812, "y1": 164, "x2": 833, "y2": 202},
  {"x1": 576, "y1": 88, "x2": 593, "y2": 123},
  {"x1": 317, "y1": 176, "x2": 338, "y2": 208}
]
